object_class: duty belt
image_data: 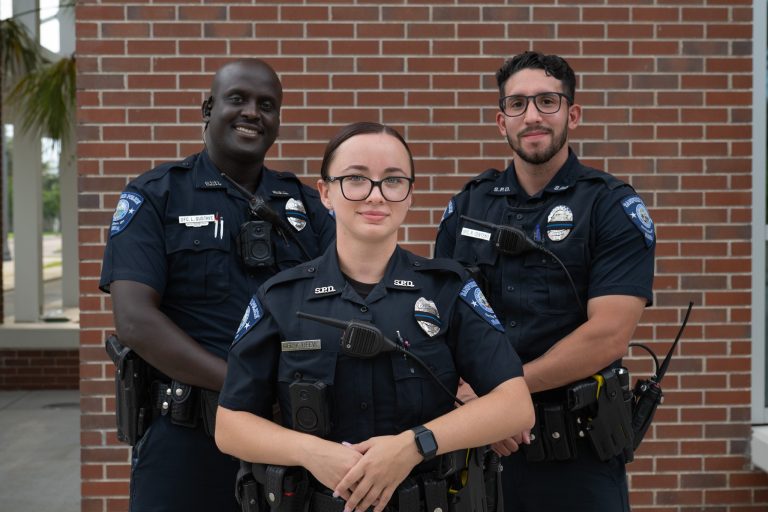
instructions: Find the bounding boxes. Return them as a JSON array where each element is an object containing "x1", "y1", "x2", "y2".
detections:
[
  {"x1": 237, "y1": 447, "x2": 502, "y2": 512},
  {"x1": 522, "y1": 368, "x2": 634, "y2": 463},
  {"x1": 151, "y1": 380, "x2": 218, "y2": 436}
]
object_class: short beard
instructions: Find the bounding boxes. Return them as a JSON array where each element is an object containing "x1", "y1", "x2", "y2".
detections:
[{"x1": 508, "y1": 123, "x2": 568, "y2": 165}]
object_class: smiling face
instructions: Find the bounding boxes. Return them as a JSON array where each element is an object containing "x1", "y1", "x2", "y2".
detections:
[
  {"x1": 204, "y1": 59, "x2": 282, "y2": 174},
  {"x1": 318, "y1": 132, "x2": 414, "y2": 249},
  {"x1": 496, "y1": 68, "x2": 580, "y2": 169}
]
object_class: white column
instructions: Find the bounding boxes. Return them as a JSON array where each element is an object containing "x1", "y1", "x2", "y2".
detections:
[
  {"x1": 59, "y1": 132, "x2": 78, "y2": 308},
  {"x1": 10, "y1": 0, "x2": 43, "y2": 322},
  {"x1": 11, "y1": 128, "x2": 43, "y2": 322}
]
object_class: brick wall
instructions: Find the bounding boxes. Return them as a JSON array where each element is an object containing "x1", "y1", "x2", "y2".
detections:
[
  {"x1": 0, "y1": 349, "x2": 78, "y2": 389},
  {"x1": 77, "y1": 1, "x2": 764, "y2": 510}
]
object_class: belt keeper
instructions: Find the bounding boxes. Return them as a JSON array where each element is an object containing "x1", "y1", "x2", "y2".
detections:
[
  {"x1": 156, "y1": 383, "x2": 172, "y2": 416},
  {"x1": 397, "y1": 479, "x2": 420, "y2": 512},
  {"x1": 423, "y1": 478, "x2": 449, "y2": 512},
  {"x1": 265, "y1": 465, "x2": 287, "y2": 508}
]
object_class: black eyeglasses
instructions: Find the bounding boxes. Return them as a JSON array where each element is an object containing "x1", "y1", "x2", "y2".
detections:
[
  {"x1": 324, "y1": 175, "x2": 414, "y2": 202},
  {"x1": 498, "y1": 92, "x2": 572, "y2": 118}
]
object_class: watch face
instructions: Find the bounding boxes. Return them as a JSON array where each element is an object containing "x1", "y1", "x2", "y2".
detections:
[
  {"x1": 416, "y1": 428, "x2": 438, "y2": 458},
  {"x1": 420, "y1": 432, "x2": 438, "y2": 455}
]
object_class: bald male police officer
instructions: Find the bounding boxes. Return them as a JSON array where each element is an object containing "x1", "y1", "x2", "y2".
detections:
[
  {"x1": 436, "y1": 52, "x2": 654, "y2": 512},
  {"x1": 100, "y1": 59, "x2": 335, "y2": 512}
]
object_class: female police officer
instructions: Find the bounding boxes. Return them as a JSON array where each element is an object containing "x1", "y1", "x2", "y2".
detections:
[{"x1": 216, "y1": 122, "x2": 534, "y2": 512}]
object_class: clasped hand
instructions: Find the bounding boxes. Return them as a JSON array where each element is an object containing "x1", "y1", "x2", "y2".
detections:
[{"x1": 306, "y1": 433, "x2": 422, "y2": 512}]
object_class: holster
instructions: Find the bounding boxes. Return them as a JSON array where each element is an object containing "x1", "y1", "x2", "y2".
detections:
[
  {"x1": 483, "y1": 451, "x2": 503, "y2": 512},
  {"x1": 582, "y1": 369, "x2": 634, "y2": 462},
  {"x1": 237, "y1": 461, "x2": 266, "y2": 512},
  {"x1": 447, "y1": 447, "x2": 489, "y2": 512},
  {"x1": 105, "y1": 334, "x2": 151, "y2": 446}
]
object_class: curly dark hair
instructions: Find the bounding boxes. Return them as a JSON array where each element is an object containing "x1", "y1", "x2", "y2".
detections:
[{"x1": 496, "y1": 51, "x2": 576, "y2": 103}]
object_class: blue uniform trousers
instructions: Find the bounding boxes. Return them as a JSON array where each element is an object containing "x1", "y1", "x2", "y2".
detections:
[
  {"x1": 501, "y1": 449, "x2": 629, "y2": 512},
  {"x1": 129, "y1": 414, "x2": 239, "y2": 512}
]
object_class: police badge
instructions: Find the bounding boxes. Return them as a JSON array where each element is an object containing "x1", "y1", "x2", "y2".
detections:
[
  {"x1": 546, "y1": 205, "x2": 574, "y2": 242},
  {"x1": 414, "y1": 297, "x2": 441, "y2": 337},
  {"x1": 285, "y1": 198, "x2": 308, "y2": 231}
]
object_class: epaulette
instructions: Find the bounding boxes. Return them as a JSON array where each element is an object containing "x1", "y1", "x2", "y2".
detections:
[
  {"x1": 412, "y1": 255, "x2": 468, "y2": 280},
  {"x1": 261, "y1": 260, "x2": 318, "y2": 294},
  {"x1": 270, "y1": 169, "x2": 321, "y2": 198},
  {"x1": 575, "y1": 165, "x2": 628, "y2": 191},
  {"x1": 132, "y1": 154, "x2": 198, "y2": 186},
  {"x1": 461, "y1": 168, "x2": 502, "y2": 193}
]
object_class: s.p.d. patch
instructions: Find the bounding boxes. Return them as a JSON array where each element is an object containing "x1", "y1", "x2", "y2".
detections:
[
  {"x1": 110, "y1": 192, "x2": 144, "y2": 237},
  {"x1": 459, "y1": 279, "x2": 504, "y2": 332},
  {"x1": 620, "y1": 195, "x2": 655, "y2": 248}
]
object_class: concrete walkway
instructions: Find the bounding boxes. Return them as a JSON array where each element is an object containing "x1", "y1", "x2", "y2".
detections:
[{"x1": 0, "y1": 390, "x2": 80, "y2": 511}]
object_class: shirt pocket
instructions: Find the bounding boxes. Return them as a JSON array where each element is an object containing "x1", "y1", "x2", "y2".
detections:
[
  {"x1": 277, "y1": 348, "x2": 338, "y2": 433},
  {"x1": 390, "y1": 335, "x2": 457, "y2": 430},
  {"x1": 165, "y1": 224, "x2": 231, "y2": 304},
  {"x1": 454, "y1": 232, "x2": 498, "y2": 268},
  {"x1": 522, "y1": 238, "x2": 587, "y2": 313}
]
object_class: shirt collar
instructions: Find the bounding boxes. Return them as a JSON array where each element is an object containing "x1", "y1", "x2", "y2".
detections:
[
  {"x1": 308, "y1": 246, "x2": 423, "y2": 305},
  {"x1": 192, "y1": 150, "x2": 227, "y2": 190},
  {"x1": 489, "y1": 148, "x2": 580, "y2": 198}
]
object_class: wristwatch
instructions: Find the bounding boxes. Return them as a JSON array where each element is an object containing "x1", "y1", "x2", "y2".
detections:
[{"x1": 410, "y1": 425, "x2": 438, "y2": 461}]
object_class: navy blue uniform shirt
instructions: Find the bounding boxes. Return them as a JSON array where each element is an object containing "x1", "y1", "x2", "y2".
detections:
[
  {"x1": 435, "y1": 150, "x2": 654, "y2": 365},
  {"x1": 100, "y1": 150, "x2": 336, "y2": 360},
  {"x1": 220, "y1": 245, "x2": 523, "y2": 443}
]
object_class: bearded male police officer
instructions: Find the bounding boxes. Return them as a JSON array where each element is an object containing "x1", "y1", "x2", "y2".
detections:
[
  {"x1": 435, "y1": 51, "x2": 654, "y2": 512},
  {"x1": 100, "y1": 59, "x2": 335, "y2": 512}
]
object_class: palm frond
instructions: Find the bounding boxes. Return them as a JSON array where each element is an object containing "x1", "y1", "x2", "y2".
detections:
[
  {"x1": 7, "y1": 56, "x2": 76, "y2": 143},
  {"x1": 0, "y1": 17, "x2": 45, "y2": 87}
]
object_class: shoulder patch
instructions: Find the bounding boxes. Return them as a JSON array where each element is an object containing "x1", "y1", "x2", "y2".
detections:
[
  {"x1": 620, "y1": 195, "x2": 655, "y2": 247},
  {"x1": 439, "y1": 199, "x2": 455, "y2": 225},
  {"x1": 110, "y1": 192, "x2": 144, "y2": 237},
  {"x1": 232, "y1": 295, "x2": 264, "y2": 346},
  {"x1": 459, "y1": 279, "x2": 504, "y2": 332}
]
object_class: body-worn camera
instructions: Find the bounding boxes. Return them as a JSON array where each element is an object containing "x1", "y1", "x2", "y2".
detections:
[
  {"x1": 289, "y1": 380, "x2": 331, "y2": 437},
  {"x1": 238, "y1": 219, "x2": 274, "y2": 269}
]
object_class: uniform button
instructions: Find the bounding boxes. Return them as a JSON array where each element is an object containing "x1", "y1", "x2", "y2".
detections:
[
  {"x1": 307, "y1": 267, "x2": 316, "y2": 273},
  {"x1": 293, "y1": 372, "x2": 302, "y2": 380},
  {"x1": 193, "y1": 239, "x2": 200, "y2": 246},
  {"x1": 360, "y1": 306, "x2": 369, "y2": 313},
  {"x1": 509, "y1": 321, "x2": 517, "y2": 328},
  {"x1": 506, "y1": 285, "x2": 514, "y2": 292},
  {"x1": 360, "y1": 402, "x2": 368, "y2": 410},
  {"x1": 413, "y1": 261, "x2": 422, "y2": 267},
  {"x1": 515, "y1": 214, "x2": 524, "y2": 220}
]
